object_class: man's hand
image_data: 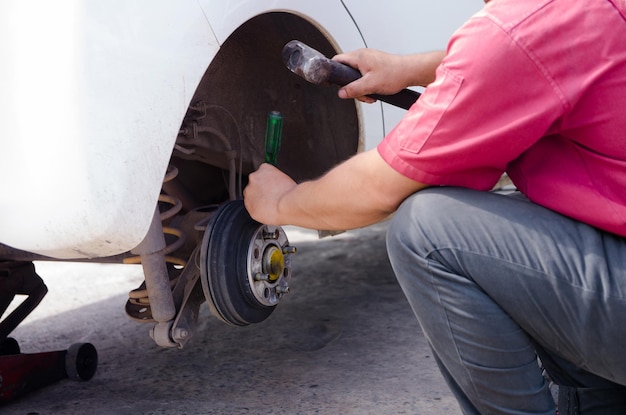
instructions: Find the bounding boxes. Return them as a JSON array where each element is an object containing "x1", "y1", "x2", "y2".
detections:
[
  {"x1": 244, "y1": 150, "x2": 428, "y2": 231},
  {"x1": 333, "y1": 49, "x2": 445, "y2": 103},
  {"x1": 243, "y1": 163, "x2": 296, "y2": 226},
  {"x1": 333, "y1": 49, "x2": 407, "y2": 102}
]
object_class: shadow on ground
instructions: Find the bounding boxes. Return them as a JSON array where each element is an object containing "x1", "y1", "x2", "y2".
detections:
[{"x1": 3, "y1": 223, "x2": 460, "y2": 415}]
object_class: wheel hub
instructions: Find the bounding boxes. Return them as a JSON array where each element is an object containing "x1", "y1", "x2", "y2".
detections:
[
  {"x1": 247, "y1": 225, "x2": 293, "y2": 307},
  {"x1": 264, "y1": 246, "x2": 284, "y2": 282},
  {"x1": 199, "y1": 200, "x2": 296, "y2": 326}
]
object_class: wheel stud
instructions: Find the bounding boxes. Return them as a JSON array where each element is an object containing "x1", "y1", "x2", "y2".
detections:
[
  {"x1": 262, "y1": 229, "x2": 280, "y2": 240},
  {"x1": 254, "y1": 273, "x2": 270, "y2": 281},
  {"x1": 282, "y1": 246, "x2": 297, "y2": 255}
]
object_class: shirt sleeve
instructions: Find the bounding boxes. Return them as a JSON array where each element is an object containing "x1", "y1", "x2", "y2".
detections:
[{"x1": 378, "y1": 11, "x2": 565, "y2": 190}]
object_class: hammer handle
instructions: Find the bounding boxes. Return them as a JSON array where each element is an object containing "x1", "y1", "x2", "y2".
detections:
[{"x1": 327, "y1": 61, "x2": 420, "y2": 109}]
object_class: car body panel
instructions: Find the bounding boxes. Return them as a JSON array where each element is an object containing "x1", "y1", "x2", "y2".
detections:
[
  {"x1": 0, "y1": 0, "x2": 220, "y2": 258},
  {"x1": 0, "y1": 1, "x2": 482, "y2": 260},
  {"x1": 342, "y1": 0, "x2": 482, "y2": 134}
]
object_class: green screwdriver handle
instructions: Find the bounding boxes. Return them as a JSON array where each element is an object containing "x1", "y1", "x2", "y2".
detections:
[{"x1": 264, "y1": 111, "x2": 283, "y2": 165}]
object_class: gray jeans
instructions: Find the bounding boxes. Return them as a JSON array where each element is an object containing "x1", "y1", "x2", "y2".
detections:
[{"x1": 386, "y1": 188, "x2": 626, "y2": 414}]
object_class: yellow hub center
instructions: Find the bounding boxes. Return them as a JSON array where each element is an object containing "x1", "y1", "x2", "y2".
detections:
[{"x1": 263, "y1": 246, "x2": 285, "y2": 282}]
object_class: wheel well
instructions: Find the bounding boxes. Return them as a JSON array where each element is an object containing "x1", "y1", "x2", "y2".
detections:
[{"x1": 171, "y1": 12, "x2": 360, "y2": 209}]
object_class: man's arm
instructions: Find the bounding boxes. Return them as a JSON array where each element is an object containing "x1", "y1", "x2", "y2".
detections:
[{"x1": 243, "y1": 149, "x2": 428, "y2": 230}]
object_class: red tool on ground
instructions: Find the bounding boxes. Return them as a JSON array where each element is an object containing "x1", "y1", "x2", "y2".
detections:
[
  {"x1": 0, "y1": 340, "x2": 98, "y2": 403},
  {"x1": 0, "y1": 261, "x2": 98, "y2": 403}
]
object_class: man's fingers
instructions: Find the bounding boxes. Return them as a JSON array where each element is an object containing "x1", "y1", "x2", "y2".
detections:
[
  {"x1": 332, "y1": 53, "x2": 359, "y2": 68},
  {"x1": 338, "y1": 79, "x2": 377, "y2": 103}
]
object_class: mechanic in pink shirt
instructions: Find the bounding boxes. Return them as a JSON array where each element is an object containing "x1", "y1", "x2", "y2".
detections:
[{"x1": 244, "y1": 0, "x2": 626, "y2": 413}]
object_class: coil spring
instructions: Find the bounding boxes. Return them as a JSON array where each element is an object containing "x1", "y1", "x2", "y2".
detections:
[{"x1": 124, "y1": 165, "x2": 187, "y2": 268}]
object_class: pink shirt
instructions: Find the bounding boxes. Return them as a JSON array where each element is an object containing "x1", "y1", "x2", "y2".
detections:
[{"x1": 378, "y1": 0, "x2": 626, "y2": 236}]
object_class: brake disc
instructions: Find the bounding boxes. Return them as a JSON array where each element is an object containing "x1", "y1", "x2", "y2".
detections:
[{"x1": 199, "y1": 200, "x2": 294, "y2": 326}]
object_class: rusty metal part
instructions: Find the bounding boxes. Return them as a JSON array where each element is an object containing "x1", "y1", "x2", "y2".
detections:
[
  {"x1": 135, "y1": 200, "x2": 296, "y2": 346},
  {"x1": 160, "y1": 249, "x2": 204, "y2": 349},
  {"x1": 282, "y1": 40, "x2": 420, "y2": 110},
  {"x1": 175, "y1": 101, "x2": 240, "y2": 200},
  {"x1": 124, "y1": 164, "x2": 191, "y2": 328},
  {"x1": 247, "y1": 224, "x2": 292, "y2": 307},
  {"x1": 128, "y1": 208, "x2": 178, "y2": 347}
]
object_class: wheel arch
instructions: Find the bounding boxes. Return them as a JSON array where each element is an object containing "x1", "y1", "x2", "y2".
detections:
[{"x1": 171, "y1": 11, "x2": 367, "y2": 207}]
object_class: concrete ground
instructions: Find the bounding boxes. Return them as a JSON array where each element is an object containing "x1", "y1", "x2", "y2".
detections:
[{"x1": 2, "y1": 222, "x2": 461, "y2": 415}]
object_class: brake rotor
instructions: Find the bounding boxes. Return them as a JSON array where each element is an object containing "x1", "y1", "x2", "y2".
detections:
[{"x1": 199, "y1": 200, "x2": 294, "y2": 326}]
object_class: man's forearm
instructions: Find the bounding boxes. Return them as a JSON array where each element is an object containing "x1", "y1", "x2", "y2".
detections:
[
  {"x1": 276, "y1": 166, "x2": 393, "y2": 231},
  {"x1": 403, "y1": 50, "x2": 446, "y2": 87},
  {"x1": 272, "y1": 150, "x2": 427, "y2": 230}
]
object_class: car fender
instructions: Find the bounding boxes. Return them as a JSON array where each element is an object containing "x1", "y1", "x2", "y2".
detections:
[{"x1": 0, "y1": 0, "x2": 220, "y2": 259}]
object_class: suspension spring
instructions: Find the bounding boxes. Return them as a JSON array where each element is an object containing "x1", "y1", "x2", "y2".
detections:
[
  {"x1": 124, "y1": 165, "x2": 188, "y2": 312},
  {"x1": 124, "y1": 165, "x2": 187, "y2": 268}
]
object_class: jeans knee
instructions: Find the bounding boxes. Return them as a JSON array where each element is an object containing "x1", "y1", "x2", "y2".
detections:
[
  {"x1": 386, "y1": 190, "x2": 444, "y2": 274},
  {"x1": 387, "y1": 195, "x2": 418, "y2": 264},
  {"x1": 387, "y1": 189, "x2": 452, "y2": 258}
]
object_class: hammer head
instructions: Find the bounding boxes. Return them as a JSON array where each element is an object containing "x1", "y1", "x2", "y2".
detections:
[{"x1": 282, "y1": 40, "x2": 334, "y2": 85}]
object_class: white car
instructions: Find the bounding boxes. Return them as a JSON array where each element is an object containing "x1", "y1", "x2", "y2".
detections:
[{"x1": 0, "y1": 0, "x2": 480, "y2": 348}]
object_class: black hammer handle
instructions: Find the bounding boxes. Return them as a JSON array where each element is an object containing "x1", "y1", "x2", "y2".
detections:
[{"x1": 282, "y1": 40, "x2": 420, "y2": 110}]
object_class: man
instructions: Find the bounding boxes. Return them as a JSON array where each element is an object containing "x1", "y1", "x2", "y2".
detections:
[{"x1": 244, "y1": 0, "x2": 626, "y2": 413}]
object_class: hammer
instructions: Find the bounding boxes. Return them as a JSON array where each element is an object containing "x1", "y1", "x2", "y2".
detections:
[{"x1": 282, "y1": 40, "x2": 420, "y2": 110}]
